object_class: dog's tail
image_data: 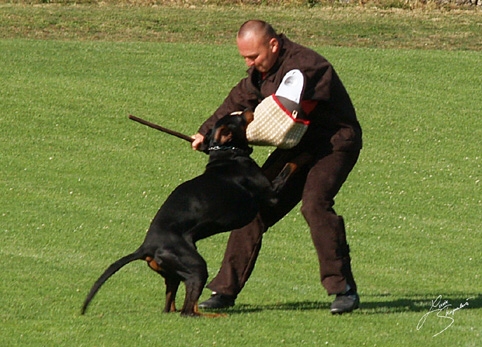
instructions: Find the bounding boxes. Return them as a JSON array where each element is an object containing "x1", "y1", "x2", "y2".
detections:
[{"x1": 81, "y1": 249, "x2": 145, "y2": 315}]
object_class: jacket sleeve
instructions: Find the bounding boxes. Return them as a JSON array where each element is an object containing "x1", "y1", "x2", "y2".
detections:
[
  {"x1": 197, "y1": 75, "x2": 260, "y2": 135},
  {"x1": 297, "y1": 50, "x2": 333, "y2": 103}
]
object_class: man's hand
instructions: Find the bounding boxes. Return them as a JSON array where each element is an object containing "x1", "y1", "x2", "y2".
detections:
[{"x1": 191, "y1": 133, "x2": 204, "y2": 150}]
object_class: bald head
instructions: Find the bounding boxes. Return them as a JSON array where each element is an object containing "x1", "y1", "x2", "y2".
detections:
[
  {"x1": 237, "y1": 20, "x2": 278, "y2": 42},
  {"x1": 236, "y1": 20, "x2": 280, "y2": 73}
]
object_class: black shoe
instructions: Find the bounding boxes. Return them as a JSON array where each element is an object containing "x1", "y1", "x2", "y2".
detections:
[
  {"x1": 330, "y1": 289, "x2": 360, "y2": 314},
  {"x1": 198, "y1": 294, "x2": 236, "y2": 309}
]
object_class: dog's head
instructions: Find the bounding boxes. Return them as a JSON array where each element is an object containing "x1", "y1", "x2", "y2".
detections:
[{"x1": 200, "y1": 110, "x2": 254, "y2": 154}]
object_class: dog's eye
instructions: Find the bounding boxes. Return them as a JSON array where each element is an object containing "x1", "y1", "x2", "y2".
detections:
[{"x1": 220, "y1": 128, "x2": 231, "y2": 136}]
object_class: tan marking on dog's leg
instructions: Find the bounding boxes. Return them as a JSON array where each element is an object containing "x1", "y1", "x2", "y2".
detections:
[{"x1": 145, "y1": 256, "x2": 162, "y2": 272}]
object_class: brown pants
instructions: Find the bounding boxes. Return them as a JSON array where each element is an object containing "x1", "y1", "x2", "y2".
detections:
[{"x1": 207, "y1": 147, "x2": 360, "y2": 297}]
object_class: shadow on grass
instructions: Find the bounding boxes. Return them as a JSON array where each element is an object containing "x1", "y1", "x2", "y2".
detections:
[{"x1": 213, "y1": 293, "x2": 482, "y2": 315}]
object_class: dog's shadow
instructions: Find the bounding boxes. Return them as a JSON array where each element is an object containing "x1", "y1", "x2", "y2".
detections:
[{"x1": 213, "y1": 293, "x2": 481, "y2": 315}]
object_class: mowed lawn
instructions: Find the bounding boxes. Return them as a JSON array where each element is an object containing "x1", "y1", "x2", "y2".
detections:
[{"x1": 1, "y1": 10, "x2": 481, "y2": 347}]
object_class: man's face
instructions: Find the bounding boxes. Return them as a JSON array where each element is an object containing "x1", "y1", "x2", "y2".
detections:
[{"x1": 237, "y1": 34, "x2": 279, "y2": 73}]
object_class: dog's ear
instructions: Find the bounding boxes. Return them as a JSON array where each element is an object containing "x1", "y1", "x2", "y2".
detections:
[
  {"x1": 243, "y1": 110, "x2": 254, "y2": 125},
  {"x1": 214, "y1": 125, "x2": 233, "y2": 145}
]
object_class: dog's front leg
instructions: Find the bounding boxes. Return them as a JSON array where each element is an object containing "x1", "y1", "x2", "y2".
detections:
[
  {"x1": 271, "y1": 152, "x2": 314, "y2": 193},
  {"x1": 271, "y1": 162, "x2": 297, "y2": 193},
  {"x1": 164, "y1": 277, "x2": 180, "y2": 313}
]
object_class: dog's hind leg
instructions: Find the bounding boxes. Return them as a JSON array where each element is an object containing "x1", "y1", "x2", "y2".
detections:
[
  {"x1": 178, "y1": 252, "x2": 209, "y2": 317},
  {"x1": 181, "y1": 263, "x2": 226, "y2": 317},
  {"x1": 145, "y1": 254, "x2": 180, "y2": 313},
  {"x1": 163, "y1": 277, "x2": 180, "y2": 313}
]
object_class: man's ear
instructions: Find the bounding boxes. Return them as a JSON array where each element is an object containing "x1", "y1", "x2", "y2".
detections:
[{"x1": 270, "y1": 37, "x2": 279, "y2": 54}]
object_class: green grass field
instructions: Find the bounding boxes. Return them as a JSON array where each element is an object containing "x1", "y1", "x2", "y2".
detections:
[{"x1": 1, "y1": 4, "x2": 481, "y2": 347}]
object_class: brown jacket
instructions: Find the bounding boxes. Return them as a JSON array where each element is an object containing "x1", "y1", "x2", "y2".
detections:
[{"x1": 198, "y1": 35, "x2": 362, "y2": 153}]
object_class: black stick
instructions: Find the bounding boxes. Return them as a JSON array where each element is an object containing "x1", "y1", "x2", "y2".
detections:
[{"x1": 128, "y1": 115, "x2": 194, "y2": 143}]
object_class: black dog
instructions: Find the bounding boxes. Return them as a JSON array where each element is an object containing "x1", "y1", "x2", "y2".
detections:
[{"x1": 81, "y1": 111, "x2": 293, "y2": 317}]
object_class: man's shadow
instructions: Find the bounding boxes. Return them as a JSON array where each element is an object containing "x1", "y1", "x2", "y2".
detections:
[{"x1": 219, "y1": 293, "x2": 481, "y2": 315}]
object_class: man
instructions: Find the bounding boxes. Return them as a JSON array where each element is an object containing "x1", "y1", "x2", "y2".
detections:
[{"x1": 191, "y1": 20, "x2": 362, "y2": 314}]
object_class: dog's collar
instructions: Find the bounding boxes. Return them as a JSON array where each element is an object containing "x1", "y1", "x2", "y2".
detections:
[
  {"x1": 208, "y1": 145, "x2": 235, "y2": 151},
  {"x1": 208, "y1": 145, "x2": 253, "y2": 155}
]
